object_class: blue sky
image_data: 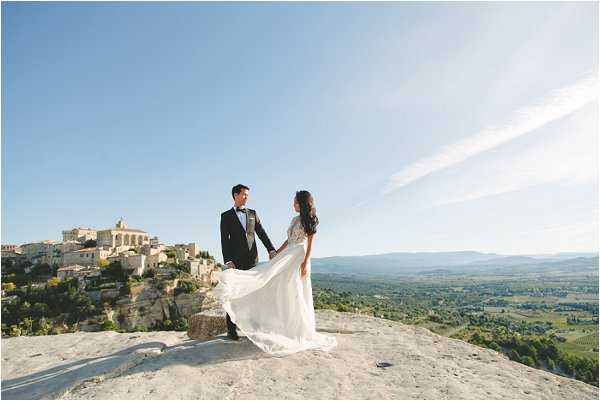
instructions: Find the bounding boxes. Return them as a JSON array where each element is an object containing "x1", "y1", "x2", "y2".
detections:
[{"x1": 2, "y1": 2, "x2": 598, "y2": 260}]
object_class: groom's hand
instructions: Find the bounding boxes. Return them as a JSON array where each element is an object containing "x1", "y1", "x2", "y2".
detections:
[
  {"x1": 269, "y1": 250, "x2": 277, "y2": 260},
  {"x1": 225, "y1": 261, "x2": 236, "y2": 269}
]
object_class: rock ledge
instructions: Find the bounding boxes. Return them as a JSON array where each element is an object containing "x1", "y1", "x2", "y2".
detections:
[{"x1": 1, "y1": 310, "x2": 597, "y2": 399}]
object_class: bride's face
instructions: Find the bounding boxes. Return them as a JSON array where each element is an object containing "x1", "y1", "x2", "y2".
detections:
[{"x1": 293, "y1": 197, "x2": 300, "y2": 213}]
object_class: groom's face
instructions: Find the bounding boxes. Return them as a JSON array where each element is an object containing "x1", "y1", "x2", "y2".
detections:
[{"x1": 234, "y1": 189, "x2": 249, "y2": 207}]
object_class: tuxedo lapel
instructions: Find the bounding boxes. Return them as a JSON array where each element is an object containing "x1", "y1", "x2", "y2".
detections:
[
  {"x1": 231, "y1": 208, "x2": 254, "y2": 250},
  {"x1": 245, "y1": 209, "x2": 256, "y2": 250}
]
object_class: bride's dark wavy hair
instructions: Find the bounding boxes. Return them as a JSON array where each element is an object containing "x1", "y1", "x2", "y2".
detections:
[{"x1": 296, "y1": 190, "x2": 319, "y2": 235}]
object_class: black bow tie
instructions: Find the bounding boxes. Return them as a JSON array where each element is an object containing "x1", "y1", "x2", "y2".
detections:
[{"x1": 236, "y1": 207, "x2": 246, "y2": 213}]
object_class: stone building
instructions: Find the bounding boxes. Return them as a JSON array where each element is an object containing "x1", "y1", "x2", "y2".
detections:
[
  {"x1": 96, "y1": 219, "x2": 150, "y2": 249},
  {"x1": 175, "y1": 248, "x2": 188, "y2": 263},
  {"x1": 56, "y1": 264, "x2": 101, "y2": 281},
  {"x1": 20, "y1": 241, "x2": 60, "y2": 265},
  {"x1": 63, "y1": 247, "x2": 112, "y2": 267},
  {"x1": 62, "y1": 228, "x2": 97, "y2": 242},
  {"x1": 143, "y1": 248, "x2": 168, "y2": 270},
  {"x1": 1, "y1": 245, "x2": 21, "y2": 253},
  {"x1": 56, "y1": 241, "x2": 85, "y2": 254},
  {"x1": 107, "y1": 252, "x2": 146, "y2": 276},
  {"x1": 174, "y1": 243, "x2": 199, "y2": 259},
  {"x1": 1, "y1": 244, "x2": 23, "y2": 260},
  {"x1": 187, "y1": 259, "x2": 218, "y2": 283}
]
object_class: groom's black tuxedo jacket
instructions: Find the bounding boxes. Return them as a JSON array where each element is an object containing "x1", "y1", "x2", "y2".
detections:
[{"x1": 220, "y1": 207, "x2": 276, "y2": 270}]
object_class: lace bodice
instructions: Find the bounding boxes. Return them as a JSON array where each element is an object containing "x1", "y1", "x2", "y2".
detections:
[{"x1": 287, "y1": 215, "x2": 307, "y2": 245}]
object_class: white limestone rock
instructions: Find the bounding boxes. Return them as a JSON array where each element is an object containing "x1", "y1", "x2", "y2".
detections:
[{"x1": 1, "y1": 310, "x2": 597, "y2": 400}]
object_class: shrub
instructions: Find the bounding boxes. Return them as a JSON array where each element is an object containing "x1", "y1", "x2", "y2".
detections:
[
  {"x1": 131, "y1": 324, "x2": 148, "y2": 332},
  {"x1": 173, "y1": 317, "x2": 188, "y2": 331},
  {"x1": 20, "y1": 317, "x2": 34, "y2": 335},
  {"x1": 97, "y1": 259, "x2": 110, "y2": 268},
  {"x1": 47, "y1": 277, "x2": 61, "y2": 287},
  {"x1": 101, "y1": 320, "x2": 118, "y2": 331},
  {"x1": 102, "y1": 261, "x2": 127, "y2": 282},
  {"x1": 174, "y1": 263, "x2": 191, "y2": 274},
  {"x1": 125, "y1": 276, "x2": 144, "y2": 291},
  {"x1": 175, "y1": 280, "x2": 199, "y2": 295},
  {"x1": 507, "y1": 349, "x2": 521, "y2": 362},
  {"x1": 31, "y1": 302, "x2": 49, "y2": 318},
  {"x1": 67, "y1": 322, "x2": 80, "y2": 333},
  {"x1": 51, "y1": 323, "x2": 66, "y2": 335},
  {"x1": 8, "y1": 325, "x2": 21, "y2": 337},
  {"x1": 153, "y1": 319, "x2": 173, "y2": 330},
  {"x1": 35, "y1": 317, "x2": 52, "y2": 336},
  {"x1": 488, "y1": 341, "x2": 501, "y2": 352},
  {"x1": 521, "y1": 355, "x2": 535, "y2": 367}
]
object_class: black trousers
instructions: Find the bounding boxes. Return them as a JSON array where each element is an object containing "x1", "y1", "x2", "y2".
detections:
[{"x1": 225, "y1": 262, "x2": 255, "y2": 336}]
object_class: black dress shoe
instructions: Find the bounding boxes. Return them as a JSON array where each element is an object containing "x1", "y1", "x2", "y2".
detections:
[{"x1": 227, "y1": 332, "x2": 239, "y2": 340}]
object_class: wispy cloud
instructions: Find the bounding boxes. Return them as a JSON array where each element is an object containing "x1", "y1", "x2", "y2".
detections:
[
  {"x1": 382, "y1": 72, "x2": 599, "y2": 195},
  {"x1": 431, "y1": 106, "x2": 597, "y2": 207}
]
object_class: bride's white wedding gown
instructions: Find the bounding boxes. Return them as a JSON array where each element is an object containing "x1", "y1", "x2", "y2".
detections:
[{"x1": 213, "y1": 215, "x2": 337, "y2": 356}]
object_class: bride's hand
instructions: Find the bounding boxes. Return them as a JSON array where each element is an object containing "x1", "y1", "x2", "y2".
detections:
[{"x1": 300, "y1": 261, "x2": 307, "y2": 278}]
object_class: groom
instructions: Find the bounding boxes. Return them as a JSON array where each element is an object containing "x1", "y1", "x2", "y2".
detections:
[{"x1": 220, "y1": 183, "x2": 277, "y2": 340}]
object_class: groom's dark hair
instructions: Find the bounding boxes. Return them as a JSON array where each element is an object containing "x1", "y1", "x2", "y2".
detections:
[{"x1": 232, "y1": 184, "x2": 250, "y2": 198}]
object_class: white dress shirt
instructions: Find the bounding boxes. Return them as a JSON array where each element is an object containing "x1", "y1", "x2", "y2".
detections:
[{"x1": 233, "y1": 206, "x2": 247, "y2": 231}]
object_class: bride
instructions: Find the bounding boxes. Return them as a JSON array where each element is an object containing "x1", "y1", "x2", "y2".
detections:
[{"x1": 213, "y1": 190, "x2": 337, "y2": 356}]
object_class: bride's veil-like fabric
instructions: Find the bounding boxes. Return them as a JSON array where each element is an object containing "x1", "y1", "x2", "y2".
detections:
[{"x1": 213, "y1": 241, "x2": 337, "y2": 356}]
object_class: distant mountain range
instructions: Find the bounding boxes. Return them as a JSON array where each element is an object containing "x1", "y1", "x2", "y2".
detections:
[{"x1": 311, "y1": 251, "x2": 599, "y2": 275}]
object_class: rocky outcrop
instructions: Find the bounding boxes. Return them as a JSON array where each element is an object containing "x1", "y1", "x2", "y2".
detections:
[
  {"x1": 1, "y1": 310, "x2": 597, "y2": 400},
  {"x1": 113, "y1": 288, "x2": 218, "y2": 331},
  {"x1": 79, "y1": 286, "x2": 220, "y2": 332},
  {"x1": 187, "y1": 308, "x2": 227, "y2": 341}
]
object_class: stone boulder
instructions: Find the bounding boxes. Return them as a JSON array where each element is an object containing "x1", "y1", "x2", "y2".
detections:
[{"x1": 187, "y1": 308, "x2": 227, "y2": 340}]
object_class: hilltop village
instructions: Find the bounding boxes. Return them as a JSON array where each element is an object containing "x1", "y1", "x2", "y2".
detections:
[{"x1": 1, "y1": 219, "x2": 222, "y2": 335}]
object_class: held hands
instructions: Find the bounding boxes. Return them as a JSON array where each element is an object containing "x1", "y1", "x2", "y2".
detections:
[
  {"x1": 225, "y1": 261, "x2": 236, "y2": 269},
  {"x1": 299, "y1": 261, "x2": 307, "y2": 278},
  {"x1": 269, "y1": 250, "x2": 277, "y2": 260}
]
